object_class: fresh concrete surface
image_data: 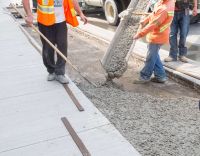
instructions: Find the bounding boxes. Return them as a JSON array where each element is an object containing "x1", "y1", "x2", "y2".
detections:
[{"x1": 0, "y1": 2, "x2": 141, "y2": 156}]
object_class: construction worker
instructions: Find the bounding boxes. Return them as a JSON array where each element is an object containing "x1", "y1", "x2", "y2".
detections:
[
  {"x1": 22, "y1": 0, "x2": 87, "y2": 84},
  {"x1": 164, "y1": 0, "x2": 198, "y2": 63},
  {"x1": 133, "y1": 0, "x2": 175, "y2": 84}
]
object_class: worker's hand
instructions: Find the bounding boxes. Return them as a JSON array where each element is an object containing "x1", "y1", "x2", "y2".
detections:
[
  {"x1": 138, "y1": 23, "x2": 144, "y2": 31},
  {"x1": 80, "y1": 13, "x2": 88, "y2": 24},
  {"x1": 25, "y1": 14, "x2": 33, "y2": 26},
  {"x1": 139, "y1": 21, "x2": 145, "y2": 29},
  {"x1": 133, "y1": 33, "x2": 140, "y2": 40},
  {"x1": 192, "y1": 6, "x2": 198, "y2": 16}
]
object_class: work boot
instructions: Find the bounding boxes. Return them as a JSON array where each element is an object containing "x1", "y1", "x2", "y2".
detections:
[
  {"x1": 56, "y1": 75, "x2": 69, "y2": 84},
  {"x1": 133, "y1": 78, "x2": 150, "y2": 84},
  {"x1": 179, "y1": 56, "x2": 188, "y2": 63},
  {"x1": 164, "y1": 56, "x2": 176, "y2": 62},
  {"x1": 151, "y1": 77, "x2": 167, "y2": 83},
  {"x1": 47, "y1": 73, "x2": 55, "y2": 81}
]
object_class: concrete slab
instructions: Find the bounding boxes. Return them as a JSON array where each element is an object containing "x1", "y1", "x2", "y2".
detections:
[
  {"x1": 77, "y1": 124, "x2": 141, "y2": 156},
  {"x1": 0, "y1": 136, "x2": 82, "y2": 156},
  {"x1": 187, "y1": 23, "x2": 200, "y2": 46},
  {"x1": 77, "y1": 18, "x2": 113, "y2": 42},
  {"x1": 0, "y1": 15, "x2": 29, "y2": 42},
  {"x1": 0, "y1": 66, "x2": 59, "y2": 100},
  {"x1": 0, "y1": 2, "x2": 140, "y2": 156},
  {"x1": 0, "y1": 47, "x2": 41, "y2": 67},
  {"x1": 0, "y1": 125, "x2": 140, "y2": 156},
  {"x1": 0, "y1": 90, "x2": 109, "y2": 152}
]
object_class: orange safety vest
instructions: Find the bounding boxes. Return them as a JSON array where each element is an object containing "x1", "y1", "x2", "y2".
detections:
[
  {"x1": 37, "y1": 0, "x2": 79, "y2": 27},
  {"x1": 138, "y1": 0, "x2": 175, "y2": 44}
]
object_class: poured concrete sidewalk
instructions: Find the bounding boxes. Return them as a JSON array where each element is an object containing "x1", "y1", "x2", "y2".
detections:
[{"x1": 0, "y1": 3, "x2": 140, "y2": 156}]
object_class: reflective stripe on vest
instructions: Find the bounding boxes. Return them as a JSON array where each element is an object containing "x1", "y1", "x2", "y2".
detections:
[
  {"x1": 37, "y1": 3, "x2": 54, "y2": 14},
  {"x1": 167, "y1": 11, "x2": 174, "y2": 16},
  {"x1": 159, "y1": 23, "x2": 170, "y2": 32},
  {"x1": 71, "y1": 8, "x2": 76, "y2": 17},
  {"x1": 37, "y1": 0, "x2": 79, "y2": 27},
  {"x1": 159, "y1": 11, "x2": 174, "y2": 33},
  {"x1": 64, "y1": 0, "x2": 79, "y2": 27}
]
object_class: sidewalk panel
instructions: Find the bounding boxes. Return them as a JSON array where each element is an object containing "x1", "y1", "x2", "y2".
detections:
[{"x1": 0, "y1": 4, "x2": 141, "y2": 156}]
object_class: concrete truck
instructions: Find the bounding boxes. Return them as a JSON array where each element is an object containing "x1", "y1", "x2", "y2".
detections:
[
  {"x1": 79, "y1": 0, "x2": 131, "y2": 25},
  {"x1": 79, "y1": 0, "x2": 200, "y2": 25}
]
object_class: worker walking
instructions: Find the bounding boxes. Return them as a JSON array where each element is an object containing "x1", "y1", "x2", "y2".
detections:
[
  {"x1": 22, "y1": 0, "x2": 87, "y2": 84},
  {"x1": 164, "y1": 0, "x2": 198, "y2": 63},
  {"x1": 133, "y1": 0, "x2": 175, "y2": 84}
]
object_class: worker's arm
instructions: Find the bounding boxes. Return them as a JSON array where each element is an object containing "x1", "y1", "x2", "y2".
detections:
[
  {"x1": 193, "y1": 0, "x2": 198, "y2": 16},
  {"x1": 22, "y1": 0, "x2": 33, "y2": 26},
  {"x1": 72, "y1": 0, "x2": 88, "y2": 24},
  {"x1": 133, "y1": 9, "x2": 168, "y2": 39},
  {"x1": 140, "y1": 15, "x2": 151, "y2": 28}
]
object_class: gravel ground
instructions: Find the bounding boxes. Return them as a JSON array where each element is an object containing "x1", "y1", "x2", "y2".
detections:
[
  {"x1": 79, "y1": 83, "x2": 200, "y2": 156},
  {"x1": 21, "y1": 22, "x2": 200, "y2": 156}
]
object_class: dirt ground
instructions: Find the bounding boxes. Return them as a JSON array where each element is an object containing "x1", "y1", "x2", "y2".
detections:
[{"x1": 23, "y1": 25, "x2": 200, "y2": 156}]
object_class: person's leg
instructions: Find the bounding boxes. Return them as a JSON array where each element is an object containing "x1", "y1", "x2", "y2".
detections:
[
  {"x1": 54, "y1": 21, "x2": 69, "y2": 84},
  {"x1": 168, "y1": 12, "x2": 179, "y2": 60},
  {"x1": 55, "y1": 21, "x2": 67, "y2": 75},
  {"x1": 179, "y1": 11, "x2": 190, "y2": 60},
  {"x1": 38, "y1": 23, "x2": 56, "y2": 74},
  {"x1": 140, "y1": 43, "x2": 161, "y2": 80},
  {"x1": 153, "y1": 51, "x2": 167, "y2": 83}
]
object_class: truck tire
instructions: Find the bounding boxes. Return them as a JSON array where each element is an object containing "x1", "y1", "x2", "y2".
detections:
[{"x1": 104, "y1": 0, "x2": 120, "y2": 26}]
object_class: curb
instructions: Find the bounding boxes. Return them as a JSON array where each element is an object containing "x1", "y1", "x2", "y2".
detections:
[{"x1": 70, "y1": 25, "x2": 110, "y2": 47}]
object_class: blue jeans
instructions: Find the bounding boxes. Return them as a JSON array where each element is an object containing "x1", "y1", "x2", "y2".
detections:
[
  {"x1": 169, "y1": 11, "x2": 190, "y2": 59},
  {"x1": 140, "y1": 43, "x2": 166, "y2": 80}
]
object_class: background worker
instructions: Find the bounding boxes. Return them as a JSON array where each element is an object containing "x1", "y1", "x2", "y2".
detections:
[
  {"x1": 32, "y1": 0, "x2": 37, "y2": 12},
  {"x1": 133, "y1": 0, "x2": 175, "y2": 84},
  {"x1": 22, "y1": 0, "x2": 87, "y2": 84},
  {"x1": 164, "y1": 0, "x2": 198, "y2": 63}
]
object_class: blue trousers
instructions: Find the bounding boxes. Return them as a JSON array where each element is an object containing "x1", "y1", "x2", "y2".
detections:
[
  {"x1": 169, "y1": 11, "x2": 190, "y2": 59},
  {"x1": 140, "y1": 43, "x2": 166, "y2": 80}
]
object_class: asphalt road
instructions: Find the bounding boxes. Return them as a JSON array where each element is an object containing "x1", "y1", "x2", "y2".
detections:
[{"x1": 85, "y1": 11, "x2": 200, "y2": 62}]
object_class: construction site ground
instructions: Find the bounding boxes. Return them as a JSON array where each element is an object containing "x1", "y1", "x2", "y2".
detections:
[
  {"x1": 0, "y1": 2, "x2": 140, "y2": 156},
  {"x1": 22, "y1": 22, "x2": 200, "y2": 156},
  {"x1": 2, "y1": 1, "x2": 200, "y2": 155}
]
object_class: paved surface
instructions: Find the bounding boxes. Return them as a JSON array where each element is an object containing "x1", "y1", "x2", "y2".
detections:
[{"x1": 0, "y1": 1, "x2": 140, "y2": 156}]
